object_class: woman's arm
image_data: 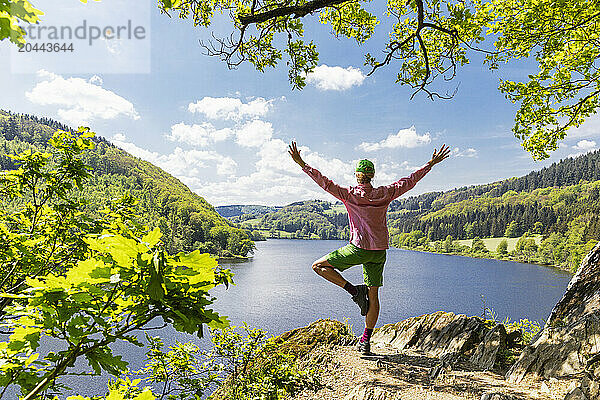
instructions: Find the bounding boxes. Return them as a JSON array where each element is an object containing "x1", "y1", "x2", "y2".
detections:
[
  {"x1": 388, "y1": 144, "x2": 451, "y2": 199},
  {"x1": 289, "y1": 141, "x2": 349, "y2": 201}
]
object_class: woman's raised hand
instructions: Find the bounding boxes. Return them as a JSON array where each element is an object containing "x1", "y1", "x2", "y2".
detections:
[
  {"x1": 428, "y1": 144, "x2": 451, "y2": 167},
  {"x1": 288, "y1": 141, "x2": 306, "y2": 168}
]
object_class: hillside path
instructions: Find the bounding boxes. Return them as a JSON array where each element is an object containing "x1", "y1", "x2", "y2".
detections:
[{"x1": 290, "y1": 344, "x2": 578, "y2": 400}]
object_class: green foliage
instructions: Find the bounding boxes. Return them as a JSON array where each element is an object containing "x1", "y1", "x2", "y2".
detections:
[
  {"x1": 443, "y1": 235, "x2": 454, "y2": 253},
  {"x1": 515, "y1": 233, "x2": 537, "y2": 258},
  {"x1": 502, "y1": 318, "x2": 541, "y2": 345},
  {"x1": 496, "y1": 239, "x2": 508, "y2": 254},
  {"x1": 0, "y1": 1, "x2": 98, "y2": 46},
  {"x1": 0, "y1": 0, "x2": 43, "y2": 45},
  {"x1": 0, "y1": 111, "x2": 254, "y2": 257},
  {"x1": 390, "y1": 229, "x2": 428, "y2": 249},
  {"x1": 138, "y1": 324, "x2": 319, "y2": 400},
  {"x1": 504, "y1": 221, "x2": 521, "y2": 238},
  {"x1": 210, "y1": 324, "x2": 319, "y2": 400},
  {"x1": 484, "y1": 0, "x2": 600, "y2": 159},
  {"x1": 66, "y1": 378, "x2": 156, "y2": 400},
  {"x1": 0, "y1": 128, "x2": 232, "y2": 400},
  {"x1": 134, "y1": 335, "x2": 222, "y2": 399},
  {"x1": 471, "y1": 237, "x2": 488, "y2": 253},
  {"x1": 0, "y1": 127, "x2": 97, "y2": 315}
]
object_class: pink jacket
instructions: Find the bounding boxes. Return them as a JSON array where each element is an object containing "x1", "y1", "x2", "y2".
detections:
[{"x1": 302, "y1": 164, "x2": 431, "y2": 250}]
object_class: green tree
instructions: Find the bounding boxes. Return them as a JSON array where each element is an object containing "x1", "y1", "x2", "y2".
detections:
[
  {"x1": 443, "y1": 235, "x2": 454, "y2": 253},
  {"x1": 496, "y1": 239, "x2": 508, "y2": 254},
  {"x1": 464, "y1": 222, "x2": 475, "y2": 239},
  {"x1": 471, "y1": 237, "x2": 488, "y2": 253},
  {"x1": 0, "y1": 129, "x2": 232, "y2": 400},
  {"x1": 504, "y1": 221, "x2": 520, "y2": 238}
]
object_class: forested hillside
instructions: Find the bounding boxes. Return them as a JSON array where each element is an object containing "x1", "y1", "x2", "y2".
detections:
[
  {"x1": 387, "y1": 150, "x2": 600, "y2": 242},
  {"x1": 388, "y1": 149, "x2": 600, "y2": 214},
  {"x1": 216, "y1": 204, "x2": 281, "y2": 219},
  {"x1": 237, "y1": 200, "x2": 350, "y2": 239},
  {"x1": 0, "y1": 110, "x2": 254, "y2": 257}
]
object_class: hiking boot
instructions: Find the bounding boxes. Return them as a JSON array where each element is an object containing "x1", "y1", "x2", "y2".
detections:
[
  {"x1": 352, "y1": 284, "x2": 369, "y2": 316},
  {"x1": 357, "y1": 340, "x2": 371, "y2": 355}
]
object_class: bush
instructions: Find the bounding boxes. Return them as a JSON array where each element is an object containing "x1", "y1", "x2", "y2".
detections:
[
  {"x1": 471, "y1": 237, "x2": 488, "y2": 253},
  {"x1": 136, "y1": 325, "x2": 319, "y2": 400},
  {"x1": 496, "y1": 239, "x2": 508, "y2": 254}
]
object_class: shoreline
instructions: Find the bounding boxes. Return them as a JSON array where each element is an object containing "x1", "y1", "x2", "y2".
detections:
[
  {"x1": 249, "y1": 237, "x2": 574, "y2": 274},
  {"x1": 393, "y1": 245, "x2": 573, "y2": 273}
]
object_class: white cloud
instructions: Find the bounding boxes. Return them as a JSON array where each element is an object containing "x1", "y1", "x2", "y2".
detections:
[
  {"x1": 568, "y1": 139, "x2": 597, "y2": 157},
  {"x1": 188, "y1": 97, "x2": 275, "y2": 121},
  {"x1": 452, "y1": 147, "x2": 478, "y2": 158},
  {"x1": 25, "y1": 70, "x2": 140, "y2": 126},
  {"x1": 573, "y1": 139, "x2": 596, "y2": 151},
  {"x1": 306, "y1": 64, "x2": 366, "y2": 91},
  {"x1": 235, "y1": 120, "x2": 273, "y2": 147},
  {"x1": 358, "y1": 126, "x2": 432, "y2": 152},
  {"x1": 167, "y1": 120, "x2": 273, "y2": 148},
  {"x1": 167, "y1": 122, "x2": 234, "y2": 147},
  {"x1": 110, "y1": 134, "x2": 237, "y2": 177},
  {"x1": 109, "y1": 130, "x2": 429, "y2": 206}
]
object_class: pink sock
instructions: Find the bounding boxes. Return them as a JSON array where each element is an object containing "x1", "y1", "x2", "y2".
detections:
[{"x1": 360, "y1": 328, "x2": 373, "y2": 343}]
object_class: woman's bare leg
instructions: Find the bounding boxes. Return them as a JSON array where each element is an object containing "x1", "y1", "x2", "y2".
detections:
[
  {"x1": 311, "y1": 257, "x2": 348, "y2": 288},
  {"x1": 365, "y1": 287, "x2": 380, "y2": 329}
]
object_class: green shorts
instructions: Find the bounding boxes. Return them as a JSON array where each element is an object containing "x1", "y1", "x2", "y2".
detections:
[{"x1": 325, "y1": 244, "x2": 387, "y2": 287}]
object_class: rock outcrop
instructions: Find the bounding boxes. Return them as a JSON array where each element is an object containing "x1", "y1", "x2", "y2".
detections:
[
  {"x1": 506, "y1": 241, "x2": 600, "y2": 399},
  {"x1": 470, "y1": 324, "x2": 508, "y2": 370},
  {"x1": 371, "y1": 311, "x2": 518, "y2": 371}
]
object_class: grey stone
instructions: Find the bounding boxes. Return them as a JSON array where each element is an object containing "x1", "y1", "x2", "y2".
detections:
[
  {"x1": 343, "y1": 383, "x2": 400, "y2": 400},
  {"x1": 581, "y1": 375, "x2": 599, "y2": 399},
  {"x1": 563, "y1": 387, "x2": 587, "y2": 400},
  {"x1": 470, "y1": 324, "x2": 507, "y2": 370},
  {"x1": 430, "y1": 352, "x2": 462, "y2": 380},
  {"x1": 372, "y1": 311, "x2": 487, "y2": 358},
  {"x1": 507, "y1": 241, "x2": 600, "y2": 383}
]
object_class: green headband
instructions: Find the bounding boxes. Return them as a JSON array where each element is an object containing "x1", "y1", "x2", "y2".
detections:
[{"x1": 356, "y1": 159, "x2": 375, "y2": 174}]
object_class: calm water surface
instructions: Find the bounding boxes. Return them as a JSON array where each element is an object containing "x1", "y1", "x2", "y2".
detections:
[
  {"x1": 215, "y1": 239, "x2": 572, "y2": 334},
  {"x1": 60, "y1": 239, "x2": 571, "y2": 397}
]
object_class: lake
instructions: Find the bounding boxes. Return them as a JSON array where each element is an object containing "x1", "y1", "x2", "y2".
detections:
[
  {"x1": 214, "y1": 239, "x2": 572, "y2": 335},
  {"x1": 57, "y1": 239, "x2": 572, "y2": 397}
]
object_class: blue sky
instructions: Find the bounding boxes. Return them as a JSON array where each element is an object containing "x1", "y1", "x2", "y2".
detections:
[{"x1": 1, "y1": 0, "x2": 599, "y2": 206}]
